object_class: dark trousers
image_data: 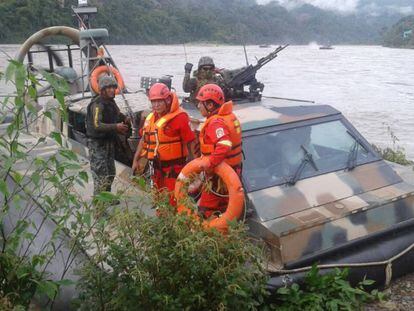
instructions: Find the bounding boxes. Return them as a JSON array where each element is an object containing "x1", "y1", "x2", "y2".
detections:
[{"x1": 88, "y1": 138, "x2": 116, "y2": 196}]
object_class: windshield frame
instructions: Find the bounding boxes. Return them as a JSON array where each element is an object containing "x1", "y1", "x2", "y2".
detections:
[{"x1": 241, "y1": 114, "x2": 381, "y2": 192}]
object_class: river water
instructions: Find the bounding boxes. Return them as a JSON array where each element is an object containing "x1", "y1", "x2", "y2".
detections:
[{"x1": 1, "y1": 44, "x2": 414, "y2": 158}]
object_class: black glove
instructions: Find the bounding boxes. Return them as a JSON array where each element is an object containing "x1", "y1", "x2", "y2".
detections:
[{"x1": 184, "y1": 63, "x2": 193, "y2": 73}]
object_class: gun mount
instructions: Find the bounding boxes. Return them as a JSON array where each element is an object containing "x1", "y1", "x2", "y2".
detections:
[{"x1": 221, "y1": 44, "x2": 289, "y2": 102}]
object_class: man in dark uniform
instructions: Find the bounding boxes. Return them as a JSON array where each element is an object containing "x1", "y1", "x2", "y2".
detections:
[
  {"x1": 85, "y1": 75, "x2": 129, "y2": 196},
  {"x1": 182, "y1": 56, "x2": 226, "y2": 103}
]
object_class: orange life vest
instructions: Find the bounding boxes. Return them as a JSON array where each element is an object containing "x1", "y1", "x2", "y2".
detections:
[
  {"x1": 142, "y1": 93, "x2": 189, "y2": 162},
  {"x1": 199, "y1": 101, "x2": 242, "y2": 167}
]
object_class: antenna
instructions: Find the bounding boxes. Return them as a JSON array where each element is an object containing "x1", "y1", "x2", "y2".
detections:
[
  {"x1": 239, "y1": 24, "x2": 249, "y2": 66},
  {"x1": 243, "y1": 44, "x2": 249, "y2": 66},
  {"x1": 183, "y1": 43, "x2": 188, "y2": 63},
  {"x1": 72, "y1": 1, "x2": 97, "y2": 29}
]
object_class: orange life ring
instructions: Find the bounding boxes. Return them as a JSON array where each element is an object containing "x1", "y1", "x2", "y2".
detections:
[
  {"x1": 89, "y1": 65, "x2": 125, "y2": 94},
  {"x1": 174, "y1": 157, "x2": 244, "y2": 233}
]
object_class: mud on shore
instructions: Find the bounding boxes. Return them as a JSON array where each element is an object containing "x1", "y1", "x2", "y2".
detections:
[{"x1": 365, "y1": 272, "x2": 414, "y2": 310}]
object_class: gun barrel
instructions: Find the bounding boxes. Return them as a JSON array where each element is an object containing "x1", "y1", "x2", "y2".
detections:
[
  {"x1": 257, "y1": 44, "x2": 289, "y2": 67},
  {"x1": 226, "y1": 44, "x2": 289, "y2": 88}
]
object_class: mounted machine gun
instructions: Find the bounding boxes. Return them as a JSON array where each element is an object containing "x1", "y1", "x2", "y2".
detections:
[{"x1": 221, "y1": 44, "x2": 289, "y2": 102}]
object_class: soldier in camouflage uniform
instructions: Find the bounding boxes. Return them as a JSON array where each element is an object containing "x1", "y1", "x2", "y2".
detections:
[
  {"x1": 85, "y1": 76, "x2": 129, "y2": 196},
  {"x1": 182, "y1": 56, "x2": 227, "y2": 103}
]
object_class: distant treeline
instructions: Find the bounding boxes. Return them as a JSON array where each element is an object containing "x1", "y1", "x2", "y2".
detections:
[
  {"x1": 383, "y1": 15, "x2": 414, "y2": 48},
  {"x1": 0, "y1": 0, "x2": 403, "y2": 45}
]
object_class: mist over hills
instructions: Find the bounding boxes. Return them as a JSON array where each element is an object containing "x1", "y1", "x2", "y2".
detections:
[
  {"x1": 266, "y1": 0, "x2": 413, "y2": 14},
  {"x1": 357, "y1": 0, "x2": 413, "y2": 14},
  {"x1": 383, "y1": 14, "x2": 414, "y2": 48},
  {"x1": 0, "y1": 0, "x2": 411, "y2": 45}
]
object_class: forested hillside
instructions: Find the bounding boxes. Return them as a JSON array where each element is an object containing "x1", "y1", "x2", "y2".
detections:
[
  {"x1": 383, "y1": 15, "x2": 414, "y2": 48},
  {"x1": 0, "y1": 0, "x2": 405, "y2": 45}
]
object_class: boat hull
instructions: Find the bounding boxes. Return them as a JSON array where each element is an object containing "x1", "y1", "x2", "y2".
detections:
[{"x1": 267, "y1": 219, "x2": 414, "y2": 290}]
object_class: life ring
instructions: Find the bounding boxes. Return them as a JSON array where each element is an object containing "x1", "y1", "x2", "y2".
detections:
[
  {"x1": 90, "y1": 65, "x2": 125, "y2": 94},
  {"x1": 174, "y1": 157, "x2": 244, "y2": 233}
]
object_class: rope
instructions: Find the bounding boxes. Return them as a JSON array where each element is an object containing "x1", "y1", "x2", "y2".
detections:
[
  {"x1": 210, "y1": 189, "x2": 229, "y2": 198},
  {"x1": 269, "y1": 242, "x2": 414, "y2": 287},
  {"x1": 385, "y1": 263, "x2": 393, "y2": 287}
]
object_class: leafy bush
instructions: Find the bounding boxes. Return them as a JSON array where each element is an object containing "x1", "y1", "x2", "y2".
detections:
[
  {"x1": 0, "y1": 294, "x2": 24, "y2": 311},
  {"x1": 75, "y1": 202, "x2": 269, "y2": 310},
  {"x1": 373, "y1": 145, "x2": 413, "y2": 166},
  {"x1": 0, "y1": 60, "x2": 87, "y2": 308},
  {"x1": 75, "y1": 178, "x2": 384, "y2": 311},
  {"x1": 372, "y1": 126, "x2": 413, "y2": 166},
  {"x1": 275, "y1": 265, "x2": 383, "y2": 311}
]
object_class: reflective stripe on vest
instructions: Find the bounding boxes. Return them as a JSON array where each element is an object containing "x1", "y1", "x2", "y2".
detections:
[
  {"x1": 199, "y1": 101, "x2": 242, "y2": 167},
  {"x1": 142, "y1": 94, "x2": 189, "y2": 161}
]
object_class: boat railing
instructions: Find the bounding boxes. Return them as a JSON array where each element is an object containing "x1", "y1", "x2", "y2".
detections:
[{"x1": 27, "y1": 44, "x2": 80, "y2": 72}]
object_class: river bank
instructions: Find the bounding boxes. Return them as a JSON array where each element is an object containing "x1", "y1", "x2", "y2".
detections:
[{"x1": 365, "y1": 273, "x2": 414, "y2": 310}]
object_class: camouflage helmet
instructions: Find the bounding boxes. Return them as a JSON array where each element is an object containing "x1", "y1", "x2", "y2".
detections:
[
  {"x1": 98, "y1": 75, "x2": 118, "y2": 90},
  {"x1": 198, "y1": 56, "x2": 215, "y2": 69}
]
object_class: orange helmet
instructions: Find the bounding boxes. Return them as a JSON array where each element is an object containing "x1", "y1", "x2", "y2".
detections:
[
  {"x1": 196, "y1": 84, "x2": 224, "y2": 106},
  {"x1": 148, "y1": 83, "x2": 171, "y2": 101}
]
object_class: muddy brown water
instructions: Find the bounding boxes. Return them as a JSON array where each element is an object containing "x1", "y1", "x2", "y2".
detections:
[{"x1": 1, "y1": 44, "x2": 414, "y2": 158}]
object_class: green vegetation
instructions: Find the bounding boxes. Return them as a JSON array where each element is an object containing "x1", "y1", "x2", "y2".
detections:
[
  {"x1": 383, "y1": 15, "x2": 414, "y2": 48},
  {"x1": 0, "y1": 60, "x2": 82, "y2": 308},
  {"x1": 1, "y1": 59, "x2": 270, "y2": 309},
  {"x1": 276, "y1": 265, "x2": 384, "y2": 311},
  {"x1": 0, "y1": 0, "x2": 74, "y2": 43},
  {"x1": 374, "y1": 146, "x2": 413, "y2": 166},
  {"x1": 75, "y1": 205, "x2": 385, "y2": 310},
  {"x1": 75, "y1": 203, "x2": 269, "y2": 310},
  {"x1": 0, "y1": 0, "x2": 402, "y2": 45},
  {"x1": 372, "y1": 126, "x2": 413, "y2": 166}
]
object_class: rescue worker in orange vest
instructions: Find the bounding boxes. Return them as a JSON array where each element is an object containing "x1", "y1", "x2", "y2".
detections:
[
  {"x1": 131, "y1": 83, "x2": 195, "y2": 205},
  {"x1": 195, "y1": 84, "x2": 242, "y2": 218}
]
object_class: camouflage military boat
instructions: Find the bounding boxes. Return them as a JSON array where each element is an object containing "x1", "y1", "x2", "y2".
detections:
[
  {"x1": 7, "y1": 0, "x2": 414, "y2": 300},
  {"x1": 182, "y1": 95, "x2": 414, "y2": 289}
]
